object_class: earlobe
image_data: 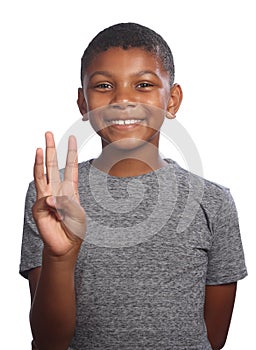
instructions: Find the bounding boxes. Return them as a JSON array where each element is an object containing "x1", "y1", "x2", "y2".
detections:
[
  {"x1": 82, "y1": 113, "x2": 88, "y2": 121},
  {"x1": 77, "y1": 88, "x2": 88, "y2": 121},
  {"x1": 166, "y1": 111, "x2": 176, "y2": 119}
]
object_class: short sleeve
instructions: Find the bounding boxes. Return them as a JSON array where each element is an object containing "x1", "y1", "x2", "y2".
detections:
[
  {"x1": 206, "y1": 188, "x2": 247, "y2": 285},
  {"x1": 19, "y1": 181, "x2": 44, "y2": 279}
]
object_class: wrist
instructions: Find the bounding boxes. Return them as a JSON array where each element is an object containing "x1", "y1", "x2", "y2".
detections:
[{"x1": 42, "y1": 243, "x2": 81, "y2": 267}]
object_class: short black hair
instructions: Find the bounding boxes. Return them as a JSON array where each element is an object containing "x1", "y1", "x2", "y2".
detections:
[{"x1": 80, "y1": 22, "x2": 175, "y2": 86}]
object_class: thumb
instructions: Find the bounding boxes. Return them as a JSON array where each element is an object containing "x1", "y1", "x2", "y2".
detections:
[
  {"x1": 32, "y1": 195, "x2": 60, "y2": 221},
  {"x1": 46, "y1": 195, "x2": 56, "y2": 208},
  {"x1": 51, "y1": 195, "x2": 86, "y2": 240},
  {"x1": 45, "y1": 196, "x2": 64, "y2": 221},
  {"x1": 53, "y1": 195, "x2": 84, "y2": 220}
]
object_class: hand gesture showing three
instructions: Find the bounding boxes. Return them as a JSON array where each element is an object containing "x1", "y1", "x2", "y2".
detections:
[{"x1": 32, "y1": 132, "x2": 86, "y2": 257}]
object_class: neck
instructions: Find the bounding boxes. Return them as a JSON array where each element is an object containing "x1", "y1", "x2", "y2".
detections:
[{"x1": 92, "y1": 142, "x2": 167, "y2": 177}]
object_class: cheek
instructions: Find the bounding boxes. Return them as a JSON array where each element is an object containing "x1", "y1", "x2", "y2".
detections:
[
  {"x1": 159, "y1": 89, "x2": 171, "y2": 108},
  {"x1": 84, "y1": 89, "x2": 110, "y2": 111},
  {"x1": 143, "y1": 90, "x2": 170, "y2": 110},
  {"x1": 87, "y1": 98, "x2": 106, "y2": 111}
]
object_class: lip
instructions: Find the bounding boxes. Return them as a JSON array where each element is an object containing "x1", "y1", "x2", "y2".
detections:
[
  {"x1": 102, "y1": 104, "x2": 147, "y2": 121},
  {"x1": 105, "y1": 119, "x2": 146, "y2": 130}
]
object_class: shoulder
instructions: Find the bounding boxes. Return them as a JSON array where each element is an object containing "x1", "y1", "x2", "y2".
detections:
[
  {"x1": 168, "y1": 159, "x2": 235, "y2": 220},
  {"x1": 77, "y1": 160, "x2": 92, "y2": 178},
  {"x1": 169, "y1": 159, "x2": 230, "y2": 195}
]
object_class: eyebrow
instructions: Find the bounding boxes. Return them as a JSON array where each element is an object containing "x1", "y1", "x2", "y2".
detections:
[
  {"x1": 88, "y1": 71, "x2": 113, "y2": 80},
  {"x1": 135, "y1": 70, "x2": 161, "y2": 78},
  {"x1": 88, "y1": 70, "x2": 161, "y2": 81}
]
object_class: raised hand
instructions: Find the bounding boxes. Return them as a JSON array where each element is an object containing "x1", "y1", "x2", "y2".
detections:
[{"x1": 32, "y1": 131, "x2": 86, "y2": 257}]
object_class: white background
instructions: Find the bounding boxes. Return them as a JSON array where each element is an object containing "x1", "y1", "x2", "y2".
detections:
[{"x1": 1, "y1": 0, "x2": 255, "y2": 348}]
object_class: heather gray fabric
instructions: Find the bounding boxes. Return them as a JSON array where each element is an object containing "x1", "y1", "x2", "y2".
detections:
[{"x1": 20, "y1": 159, "x2": 247, "y2": 349}]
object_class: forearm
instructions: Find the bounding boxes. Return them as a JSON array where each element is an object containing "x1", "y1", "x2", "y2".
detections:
[
  {"x1": 30, "y1": 248, "x2": 78, "y2": 350},
  {"x1": 204, "y1": 283, "x2": 237, "y2": 350}
]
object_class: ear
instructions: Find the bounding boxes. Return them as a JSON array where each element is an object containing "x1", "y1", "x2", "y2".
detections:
[
  {"x1": 77, "y1": 88, "x2": 88, "y2": 121},
  {"x1": 166, "y1": 83, "x2": 183, "y2": 119}
]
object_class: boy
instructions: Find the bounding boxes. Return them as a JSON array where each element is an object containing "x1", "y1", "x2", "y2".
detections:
[{"x1": 20, "y1": 23, "x2": 247, "y2": 349}]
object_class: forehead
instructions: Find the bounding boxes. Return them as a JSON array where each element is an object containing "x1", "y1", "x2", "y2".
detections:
[{"x1": 84, "y1": 47, "x2": 168, "y2": 80}]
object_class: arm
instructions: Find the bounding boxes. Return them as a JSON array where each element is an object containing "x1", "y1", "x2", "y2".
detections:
[
  {"x1": 29, "y1": 268, "x2": 40, "y2": 350},
  {"x1": 29, "y1": 132, "x2": 86, "y2": 350},
  {"x1": 204, "y1": 283, "x2": 237, "y2": 350},
  {"x1": 29, "y1": 247, "x2": 80, "y2": 350}
]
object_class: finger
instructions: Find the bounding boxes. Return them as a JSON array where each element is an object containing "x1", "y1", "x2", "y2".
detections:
[
  {"x1": 64, "y1": 135, "x2": 79, "y2": 200},
  {"x1": 53, "y1": 195, "x2": 86, "y2": 240},
  {"x1": 46, "y1": 196, "x2": 64, "y2": 221},
  {"x1": 33, "y1": 196, "x2": 63, "y2": 222},
  {"x1": 32, "y1": 196, "x2": 49, "y2": 221},
  {"x1": 45, "y1": 131, "x2": 61, "y2": 189},
  {"x1": 34, "y1": 148, "x2": 47, "y2": 199}
]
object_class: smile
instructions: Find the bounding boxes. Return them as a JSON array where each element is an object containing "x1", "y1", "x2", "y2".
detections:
[{"x1": 107, "y1": 119, "x2": 144, "y2": 126}]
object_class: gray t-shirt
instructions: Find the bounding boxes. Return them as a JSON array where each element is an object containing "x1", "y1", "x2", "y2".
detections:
[{"x1": 20, "y1": 159, "x2": 247, "y2": 349}]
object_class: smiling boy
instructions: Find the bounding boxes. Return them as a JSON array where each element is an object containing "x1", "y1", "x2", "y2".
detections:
[
  {"x1": 20, "y1": 23, "x2": 247, "y2": 350},
  {"x1": 79, "y1": 44, "x2": 182, "y2": 177}
]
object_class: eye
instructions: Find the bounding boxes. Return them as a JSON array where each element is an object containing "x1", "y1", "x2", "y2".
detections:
[
  {"x1": 94, "y1": 82, "x2": 113, "y2": 90},
  {"x1": 136, "y1": 82, "x2": 154, "y2": 89}
]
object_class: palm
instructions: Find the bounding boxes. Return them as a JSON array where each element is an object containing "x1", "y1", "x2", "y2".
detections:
[{"x1": 32, "y1": 132, "x2": 86, "y2": 257}]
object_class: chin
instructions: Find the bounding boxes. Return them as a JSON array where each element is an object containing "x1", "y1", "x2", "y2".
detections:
[{"x1": 103, "y1": 137, "x2": 154, "y2": 153}]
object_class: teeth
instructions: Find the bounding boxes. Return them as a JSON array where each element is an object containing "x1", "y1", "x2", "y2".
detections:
[{"x1": 109, "y1": 119, "x2": 142, "y2": 125}]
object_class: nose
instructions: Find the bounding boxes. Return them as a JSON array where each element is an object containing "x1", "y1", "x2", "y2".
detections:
[
  {"x1": 110, "y1": 86, "x2": 137, "y2": 109},
  {"x1": 110, "y1": 101, "x2": 137, "y2": 110}
]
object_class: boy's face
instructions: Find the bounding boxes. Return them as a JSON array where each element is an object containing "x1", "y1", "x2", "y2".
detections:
[{"x1": 78, "y1": 47, "x2": 181, "y2": 150}]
